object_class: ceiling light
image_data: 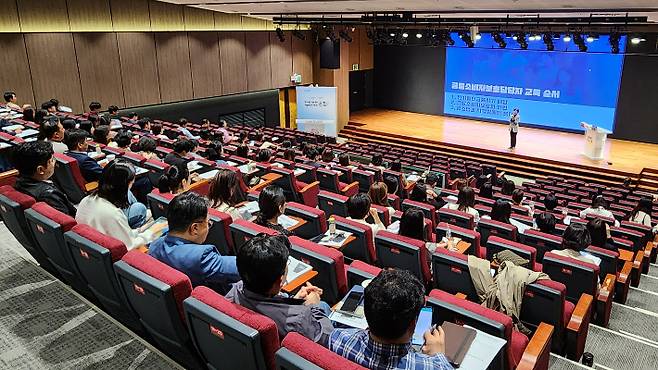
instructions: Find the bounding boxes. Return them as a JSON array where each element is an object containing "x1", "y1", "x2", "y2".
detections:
[
  {"x1": 586, "y1": 36, "x2": 594, "y2": 43},
  {"x1": 416, "y1": 32, "x2": 423, "y2": 39},
  {"x1": 402, "y1": 32, "x2": 409, "y2": 38},
  {"x1": 275, "y1": 27, "x2": 285, "y2": 43},
  {"x1": 563, "y1": 35, "x2": 572, "y2": 42},
  {"x1": 475, "y1": 33, "x2": 481, "y2": 40},
  {"x1": 630, "y1": 36, "x2": 645, "y2": 44}
]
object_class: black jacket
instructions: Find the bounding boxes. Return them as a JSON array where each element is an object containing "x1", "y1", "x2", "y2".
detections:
[{"x1": 14, "y1": 176, "x2": 77, "y2": 217}]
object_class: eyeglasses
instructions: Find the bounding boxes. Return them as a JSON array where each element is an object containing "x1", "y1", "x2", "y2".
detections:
[{"x1": 193, "y1": 218, "x2": 214, "y2": 228}]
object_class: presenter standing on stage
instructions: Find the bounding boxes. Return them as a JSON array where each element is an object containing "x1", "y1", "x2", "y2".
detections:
[{"x1": 509, "y1": 108, "x2": 520, "y2": 150}]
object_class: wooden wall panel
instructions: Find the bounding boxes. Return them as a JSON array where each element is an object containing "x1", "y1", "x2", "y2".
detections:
[
  {"x1": 116, "y1": 32, "x2": 160, "y2": 106},
  {"x1": 0, "y1": 34, "x2": 34, "y2": 107},
  {"x1": 219, "y1": 32, "x2": 247, "y2": 94},
  {"x1": 183, "y1": 6, "x2": 214, "y2": 31},
  {"x1": 67, "y1": 0, "x2": 112, "y2": 32},
  {"x1": 73, "y1": 33, "x2": 125, "y2": 107},
  {"x1": 24, "y1": 33, "x2": 83, "y2": 112},
  {"x1": 188, "y1": 32, "x2": 222, "y2": 98},
  {"x1": 214, "y1": 12, "x2": 242, "y2": 30},
  {"x1": 349, "y1": 28, "x2": 361, "y2": 68},
  {"x1": 292, "y1": 33, "x2": 314, "y2": 84},
  {"x1": 149, "y1": 0, "x2": 184, "y2": 31},
  {"x1": 154, "y1": 32, "x2": 193, "y2": 103},
  {"x1": 359, "y1": 27, "x2": 374, "y2": 70},
  {"x1": 245, "y1": 32, "x2": 272, "y2": 92},
  {"x1": 109, "y1": 0, "x2": 151, "y2": 31},
  {"x1": 17, "y1": 0, "x2": 69, "y2": 32},
  {"x1": 337, "y1": 39, "x2": 351, "y2": 130},
  {"x1": 269, "y1": 31, "x2": 293, "y2": 88},
  {"x1": 0, "y1": 0, "x2": 20, "y2": 32}
]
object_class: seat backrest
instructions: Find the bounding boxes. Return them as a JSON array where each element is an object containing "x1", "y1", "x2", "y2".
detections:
[
  {"x1": 0, "y1": 187, "x2": 37, "y2": 253},
  {"x1": 333, "y1": 165, "x2": 353, "y2": 183},
  {"x1": 541, "y1": 252, "x2": 599, "y2": 303},
  {"x1": 346, "y1": 260, "x2": 381, "y2": 289},
  {"x1": 185, "y1": 286, "x2": 280, "y2": 370},
  {"x1": 122, "y1": 151, "x2": 146, "y2": 165},
  {"x1": 284, "y1": 202, "x2": 327, "y2": 239},
  {"x1": 351, "y1": 169, "x2": 374, "y2": 193},
  {"x1": 521, "y1": 230, "x2": 562, "y2": 262},
  {"x1": 114, "y1": 250, "x2": 194, "y2": 360},
  {"x1": 271, "y1": 167, "x2": 301, "y2": 203},
  {"x1": 435, "y1": 222, "x2": 481, "y2": 257},
  {"x1": 295, "y1": 163, "x2": 317, "y2": 184},
  {"x1": 316, "y1": 167, "x2": 341, "y2": 193},
  {"x1": 334, "y1": 215, "x2": 376, "y2": 264},
  {"x1": 402, "y1": 199, "x2": 437, "y2": 227},
  {"x1": 438, "y1": 207, "x2": 475, "y2": 230},
  {"x1": 387, "y1": 193, "x2": 401, "y2": 210},
  {"x1": 619, "y1": 220, "x2": 653, "y2": 242},
  {"x1": 520, "y1": 280, "x2": 568, "y2": 353},
  {"x1": 374, "y1": 231, "x2": 431, "y2": 286},
  {"x1": 147, "y1": 190, "x2": 176, "y2": 220},
  {"x1": 431, "y1": 248, "x2": 478, "y2": 301},
  {"x1": 585, "y1": 246, "x2": 618, "y2": 281},
  {"x1": 206, "y1": 208, "x2": 234, "y2": 255},
  {"x1": 609, "y1": 226, "x2": 644, "y2": 252},
  {"x1": 486, "y1": 236, "x2": 537, "y2": 270},
  {"x1": 229, "y1": 220, "x2": 278, "y2": 252},
  {"x1": 318, "y1": 191, "x2": 349, "y2": 218},
  {"x1": 53, "y1": 153, "x2": 88, "y2": 203},
  {"x1": 277, "y1": 332, "x2": 367, "y2": 370},
  {"x1": 477, "y1": 218, "x2": 517, "y2": 246},
  {"x1": 289, "y1": 236, "x2": 347, "y2": 305},
  {"x1": 427, "y1": 289, "x2": 510, "y2": 370}
]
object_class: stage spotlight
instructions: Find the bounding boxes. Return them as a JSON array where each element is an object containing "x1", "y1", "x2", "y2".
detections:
[
  {"x1": 416, "y1": 32, "x2": 423, "y2": 39},
  {"x1": 515, "y1": 33, "x2": 528, "y2": 49},
  {"x1": 389, "y1": 31, "x2": 396, "y2": 37},
  {"x1": 586, "y1": 35, "x2": 595, "y2": 43},
  {"x1": 512, "y1": 35, "x2": 518, "y2": 41},
  {"x1": 402, "y1": 32, "x2": 409, "y2": 38},
  {"x1": 553, "y1": 33, "x2": 561, "y2": 40},
  {"x1": 275, "y1": 27, "x2": 285, "y2": 42},
  {"x1": 474, "y1": 33, "x2": 482, "y2": 40},
  {"x1": 326, "y1": 28, "x2": 338, "y2": 43},
  {"x1": 459, "y1": 31, "x2": 474, "y2": 47},
  {"x1": 492, "y1": 32, "x2": 506, "y2": 48},
  {"x1": 563, "y1": 34, "x2": 572, "y2": 42},
  {"x1": 630, "y1": 36, "x2": 646, "y2": 44},
  {"x1": 339, "y1": 29, "x2": 353, "y2": 43},
  {"x1": 573, "y1": 33, "x2": 587, "y2": 52},
  {"x1": 609, "y1": 32, "x2": 620, "y2": 54},
  {"x1": 543, "y1": 33, "x2": 554, "y2": 51},
  {"x1": 292, "y1": 29, "x2": 306, "y2": 41}
]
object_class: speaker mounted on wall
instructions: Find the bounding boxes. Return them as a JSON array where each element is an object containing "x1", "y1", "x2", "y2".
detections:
[{"x1": 320, "y1": 39, "x2": 340, "y2": 69}]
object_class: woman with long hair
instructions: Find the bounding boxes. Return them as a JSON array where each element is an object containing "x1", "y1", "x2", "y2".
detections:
[
  {"x1": 254, "y1": 185, "x2": 291, "y2": 235},
  {"x1": 368, "y1": 182, "x2": 395, "y2": 223},
  {"x1": 441, "y1": 186, "x2": 480, "y2": 225},
  {"x1": 208, "y1": 169, "x2": 245, "y2": 221},
  {"x1": 157, "y1": 165, "x2": 190, "y2": 195},
  {"x1": 629, "y1": 197, "x2": 653, "y2": 227}
]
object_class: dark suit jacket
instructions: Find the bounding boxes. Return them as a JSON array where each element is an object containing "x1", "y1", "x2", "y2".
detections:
[
  {"x1": 65, "y1": 151, "x2": 103, "y2": 182},
  {"x1": 14, "y1": 176, "x2": 77, "y2": 216}
]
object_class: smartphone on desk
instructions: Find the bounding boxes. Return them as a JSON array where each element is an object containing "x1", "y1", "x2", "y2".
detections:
[
  {"x1": 412, "y1": 307, "x2": 434, "y2": 346},
  {"x1": 337, "y1": 290, "x2": 364, "y2": 316}
]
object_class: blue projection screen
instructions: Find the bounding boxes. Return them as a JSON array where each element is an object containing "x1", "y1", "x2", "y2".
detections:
[{"x1": 443, "y1": 34, "x2": 625, "y2": 132}]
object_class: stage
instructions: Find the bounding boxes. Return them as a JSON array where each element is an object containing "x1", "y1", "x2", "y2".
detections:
[{"x1": 348, "y1": 109, "x2": 658, "y2": 175}]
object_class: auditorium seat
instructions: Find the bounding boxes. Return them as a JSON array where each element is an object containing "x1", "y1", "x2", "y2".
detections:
[
  {"x1": 142, "y1": 158, "x2": 171, "y2": 187},
  {"x1": 486, "y1": 236, "x2": 539, "y2": 271},
  {"x1": 114, "y1": 251, "x2": 201, "y2": 368},
  {"x1": 63, "y1": 224, "x2": 142, "y2": 332},
  {"x1": 431, "y1": 248, "x2": 479, "y2": 301},
  {"x1": 346, "y1": 260, "x2": 381, "y2": 289},
  {"x1": 333, "y1": 164, "x2": 353, "y2": 184},
  {"x1": 366, "y1": 204, "x2": 390, "y2": 227},
  {"x1": 146, "y1": 189, "x2": 176, "y2": 220},
  {"x1": 52, "y1": 153, "x2": 97, "y2": 203},
  {"x1": 402, "y1": 199, "x2": 437, "y2": 227},
  {"x1": 276, "y1": 332, "x2": 367, "y2": 370},
  {"x1": 333, "y1": 215, "x2": 376, "y2": 264},
  {"x1": 351, "y1": 168, "x2": 375, "y2": 193},
  {"x1": 427, "y1": 289, "x2": 553, "y2": 370},
  {"x1": 205, "y1": 208, "x2": 234, "y2": 256},
  {"x1": 374, "y1": 231, "x2": 431, "y2": 286},
  {"x1": 288, "y1": 236, "x2": 347, "y2": 305},
  {"x1": 477, "y1": 218, "x2": 517, "y2": 247},
  {"x1": 435, "y1": 222, "x2": 483, "y2": 257},
  {"x1": 184, "y1": 286, "x2": 279, "y2": 370},
  {"x1": 0, "y1": 187, "x2": 57, "y2": 275},
  {"x1": 585, "y1": 246, "x2": 632, "y2": 304},
  {"x1": 315, "y1": 167, "x2": 359, "y2": 197},
  {"x1": 270, "y1": 167, "x2": 320, "y2": 208},
  {"x1": 229, "y1": 220, "x2": 278, "y2": 252},
  {"x1": 318, "y1": 190, "x2": 349, "y2": 218},
  {"x1": 438, "y1": 207, "x2": 475, "y2": 229},
  {"x1": 294, "y1": 163, "x2": 317, "y2": 184},
  {"x1": 521, "y1": 230, "x2": 562, "y2": 262},
  {"x1": 284, "y1": 202, "x2": 327, "y2": 239}
]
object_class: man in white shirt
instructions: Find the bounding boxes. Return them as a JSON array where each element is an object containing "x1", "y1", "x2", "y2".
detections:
[
  {"x1": 177, "y1": 118, "x2": 200, "y2": 140},
  {"x1": 509, "y1": 108, "x2": 520, "y2": 149},
  {"x1": 3, "y1": 91, "x2": 21, "y2": 111},
  {"x1": 40, "y1": 116, "x2": 68, "y2": 153}
]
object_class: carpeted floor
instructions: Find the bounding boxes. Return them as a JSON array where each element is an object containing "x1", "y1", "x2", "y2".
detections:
[{"x1": 0, "y1": 223, "x2": 179, "y2": 369}]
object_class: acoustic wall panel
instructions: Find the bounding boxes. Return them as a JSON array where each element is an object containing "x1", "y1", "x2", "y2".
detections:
[
  {"x1": 116, "y1": 32, "x2": 160, "y2": 107},
  {"x1": 269, "y1": 31, "x2": 293, "y2": 88},
  {"x1": 0, "y1": 33, "x2": 34, "y2": 106},
  {"x1": 149, "y1": 0, "x2": 184, "y2": 31},
  {"x1": 154, "y1": 32, "x2": 193, "y2": 103},
  {"x1": 73, "y1": 33, "x2": 125, "y2": 107},
  {"x1": 188, "y1": 32, "x2": 222, "y2": 98},
  {"x1": 219, "y1": 32, "x2": 247, "y2": 94},
  {"x1": 17, "y1": 0, "x2": 70, "y2": 32},
  {"x1": 0, "y1": 0, "x2": 20, "y2": 32},
  {"x1": 67, "y1": 0, "x2": 113, "y2": 32},
  {"x1": 245, "y1": 31, "x2": 273, "y2": 92},
  {"x1": 109, "y1": 0, "x2": 151, "y2": 31}
]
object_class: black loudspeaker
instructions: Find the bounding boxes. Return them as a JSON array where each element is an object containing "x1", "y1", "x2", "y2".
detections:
[{"x1": 320, "y1": 39, "x2": 340, "y2": 69}]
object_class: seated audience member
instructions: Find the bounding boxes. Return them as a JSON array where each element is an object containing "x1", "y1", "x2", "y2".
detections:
[
  {"x1": 587, "y1": 218, "x2": 615, "y2": 251},
  {"x1": 226, "y1": 234, "x2": 333, "y2": 343},
  {"x1": 442, "y1": 186, "x2": 480, "y2": 225},
  {"x1": 88, "y1": 101, "x2": 102, "y2": 115},
  {"x1": 164, "y1": 138, "x2": 192, "y2": 171},
  {"x1": 128, "y1": 112, "x2": 139, "y2": 122},
  {"x1": 149, "y1": 192, "x2": 239, "y2": 291},
  {"x1": 217, "y1": 120, "x2": 231, "y2": 144},
  {"x1": 22, "y1": 106, "x2": 36, "y2": 122},
  {"x1": 338, "y1": 153, "x2": 357, "y2": 169},
  {"x1": 425, "y1": 174, "x2": 444, "y2": 205},
  {"x1": 107, "y1": 105, "x2": 119, "y2": 120},
  {"x1": 383, "y1": 175, "x2": 400, "y2": 199},
  {"x1": 111, "y1": 130, "x2": 133, "y2": 150},
  {"x1": 238, "y1": 131, "x2": 248, "y2": 145},
  {"x1": 78, "y1": 120, "x2": 93, "y2": 135},
  {"x1": 135, "y1": 137, "x2": 158, "y2": 160},
  {"x1": 534, "y1": 212, "x2": 557, "y2": 234},
  {"x1": 61, "y1": 119, "x2": 76, "y2": 130},
  {"x1": 629, "y1": 197, "x2": 653, "y2": 227},
  {"x1": 64, "y1": 129, "x2": 103, "y2": 182},
  {"x1": 236, "y1": 144, "x2": 250, "y2": 159},
  {"x1": 76, "y1": 161, "x2": 153, "y2": 249},
  {"x1": 92, "y1": 125, "x2": 111, "y2": 145},
  {"x1": 177, "y1": 118, "x2": 200, "y2": 140},
  {"x1": 622, "y1": 177, "x2": 633, "y2": 190},
  {"x1": 209, "y1": 169, "x2": 244, "y2": 221},
  {"x1": 329, "y1": 269, "x2": 451, "y2": 369},
  {"x1": 199, "y1": 129, "x2": 212, "y2": 142},
  {"x1": 280, "y1": 140, "x2": 292, "y2": 149},
  {"x1": 254, "y1": 185, "x2": 291, "y2": 236},
  {"x1": 485, "y1": 199, "x2": 530, "y2": 234},
  {"x1": 34, "y1": 108, "x2": 49, "y2": 124},
  {"x1": 321, "y1": 148, "x2": 335, "y2": 165},
  {"x1": 369, "y1": 182, "x2": 396, "y2": 222},
  {"x1": 256, "y1": 148, "x2": 273, "y2": 164},
  {"x1": 283, "y1": 148, "x2": 296, "y2": 163},
  {"x1": 478, "y1": 181, "x2": 494, "y2": 199},
  {"x1": 389, "y1": 160, "x2": 402, "y2": 172},
  {"x1": 475, "y1": 175, "x2": 489, "y2": 189},
  {"x1": 4, "y1": 91, "x2": 21, "y2": 110},
  {"x1": 137, "y1": 118, "x2": 151, "y2": 131},
  {"x1": 200, "y1": 118, "x2": 211, "y2": 130},
  {"x1": 206, "y1": 141, "x2": 227, "y2": 165},
  {"x1": 157, "y1": 165, "x2": 190, "y2": 195},
  {"x1": 370, "y1": 153, "x2": 385, "y2": 170},
  {"x1": 512, "y1": 188, "x2": 533, "y2": 216},
  {"x1": 347, "y1": 193, "x2": 386, "y2": 237},
  {"x1": 544, "y1": 193, "x2": 559, "y2": 212},
  {"x1": 501, "y1": 179, "x2": 515, "y2": 196},
  {"x1": 38, "y1": 116, "x2": 67, "y2": 153},
  {"x1": 151, "y1": 123, "x2": 169, "y2": 140},
  {"x1": 41, "y1": 100, "x2": 57, "y2": 113},
  {"x1": 304, "y1": 147, "x2": 322, "y2": 168},
  {"x1": 579, "y1": 196, "x2": 619, "y2": 226},
  {"x1": 12, "y1": 141, "x2": 76, "y2": 216},
  {"x1": 188, "y1": 139, "x2": 203, "y2": 159},
  {"x1": 410, "y1": 180, "x2": 442, "y2": 210},
  {"x1": 551, "y1": 223, "x2": 601, "y2": 266},
  {"x1": 397, "y1": 208, "x2": 443, "y2": 259}
]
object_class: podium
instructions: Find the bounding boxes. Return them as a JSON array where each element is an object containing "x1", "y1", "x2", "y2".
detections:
[{"x1": 581, "y1": 122, "x2": 610, "y2": 161}]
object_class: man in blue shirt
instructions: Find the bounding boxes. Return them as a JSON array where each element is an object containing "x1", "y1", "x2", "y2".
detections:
[
  {"x1": 149, "y1": 192, "x2": 239, "y2": 293},
  {"x1": 64, "y1": 128, "x2": 103, "y2": 182},
  {"x1": 329, "y1": 269, "x2": 453, "y2": 370},
  {"x1": 177, "y1": 118, "x2": 200, "y2": 140}
]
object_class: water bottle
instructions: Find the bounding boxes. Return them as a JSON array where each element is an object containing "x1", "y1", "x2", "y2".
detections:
[
  {"x1": 446, "y1": 225, "x2": 452, "y2": 248},
  {"x1": 329, "y1": 216, "x2": 336, "y2": 235}
]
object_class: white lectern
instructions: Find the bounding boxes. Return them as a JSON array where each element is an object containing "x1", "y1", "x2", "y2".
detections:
[{"x1": 581, "y1": 122, "x2": 610, "y2": 161}]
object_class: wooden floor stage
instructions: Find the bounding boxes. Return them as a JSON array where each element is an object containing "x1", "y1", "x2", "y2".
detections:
[{"x1": 348, "y1": 109, "x2": 658, "y2": 175}]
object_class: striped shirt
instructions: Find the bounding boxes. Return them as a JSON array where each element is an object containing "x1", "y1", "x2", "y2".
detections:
[{"x1": 328, "y1": 329, "x2": 453, "y2": 370}]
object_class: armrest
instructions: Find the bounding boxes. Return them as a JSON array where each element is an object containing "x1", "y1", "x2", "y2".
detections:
[
  {"x1": 454, "y1": 293, "x2": 467, "y2": 300},
  {"x1": 516, "y1": 323, "x2": 553, "y2": 370},
  {"x1": 630, "y1": 250, "x2": 644, "y2": 287},
  {"x1": 404, "y1": 181, "x2": 415, "y2": 191},
  {"x1": 299, "y1": 181, "x2": 320, "y2": 193},
  {"x1": 595, "y1": 273, "x2": 615, "y2": 327},
  {"x1": 0, "y1": 169, "x2": 18, "y2": 180},
  {"x1": 566, "y1": 293, "x2": 593, "y2": 361},
  {"x1": 617, "y1": 261, "x2": 632, "y2": 285},
  {"x1": 340, "y1": 181, "x2": 359, "y2": 196},
  {"x1": 614, "y1": 261, "x2": 633, "y2": 304},
  {"x1": 84, "y1": 181, "x2": 98, "y2": 192}
]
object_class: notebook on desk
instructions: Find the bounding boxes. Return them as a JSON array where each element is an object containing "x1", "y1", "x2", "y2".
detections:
[
  {"x1": 286, "y1": 256, "x2": 312, "y2": 284},
  {"x1": 442, "y1": 321, "x2": 477, "y2": 368}
]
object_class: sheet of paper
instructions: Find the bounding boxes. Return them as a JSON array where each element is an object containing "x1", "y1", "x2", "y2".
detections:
[
  {"x1": 15, "y1": 129, "x2": 39, "y2": 138},
  {"x1": 458, "y1": 325, "x2": 506, "y2": 370},
  {"x1": 285, "y1": 256, "x2": 312, "y2": 284},
  {"x1": 317, "y1": 230, "x2": 353, "y2": 248},
  {"x1": 278, "y1": 214, "x2": 299, "y2": 229},
  {"x1": 198, "y1": 169, "x2": 219, "y2": 180}
]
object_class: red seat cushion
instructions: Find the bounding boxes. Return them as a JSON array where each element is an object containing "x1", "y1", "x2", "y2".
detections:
[
  {"x1": 295, "y1": 180, "x2": 308, "y2": 192},
  {"x1": 71, "y1": 224, "x2": 127, "y2": 262},
  {"x1": 349, "y1": 260, "x2": 382, "y2": 277},
  {"x1": 510, "y1": 330, "x2": 530, "y2": 367},
  {"x1": 563, "y1": 300, "x2": 575, "y2": 328},
  {"x1": 4, "y1": 188, "x2": 36, "y2": 209},
  {"x1": 31, "y1": 202, "x2": 76, "y2": 231},
  {"x1": 192, "y1": 286, "x2": 280, "y2": 370}
]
